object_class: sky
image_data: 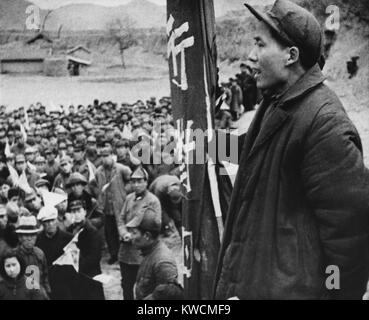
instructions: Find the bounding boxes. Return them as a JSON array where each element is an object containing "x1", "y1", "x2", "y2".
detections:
[{"x1": 29, "y1": 0, "x2": 166, "y2": 9}]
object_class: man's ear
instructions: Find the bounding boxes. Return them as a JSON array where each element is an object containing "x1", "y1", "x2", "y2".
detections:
[{"x1": 285, "y1": 46, "x2": 300, "y2": 66}]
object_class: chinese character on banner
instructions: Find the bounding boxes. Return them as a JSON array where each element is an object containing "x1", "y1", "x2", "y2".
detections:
[
  {"x1": 175, "y1": 119, "x2": 195, "y2": 193},
  {"x1": 167, "y1": 15, "x2": 195, "y2": 91}
]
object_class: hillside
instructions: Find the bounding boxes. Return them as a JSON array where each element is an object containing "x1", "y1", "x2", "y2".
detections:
[
  {"x1": 0, "y1": 0, "x2": 34, "y2": 30},
  {"x1": 0, "y1": 0, "x2": 166, "y2": 30}
]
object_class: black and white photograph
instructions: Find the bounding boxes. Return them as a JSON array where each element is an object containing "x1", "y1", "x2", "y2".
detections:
[{"x1": 0, "y1": 0, "x2": 368, "y2": 305}]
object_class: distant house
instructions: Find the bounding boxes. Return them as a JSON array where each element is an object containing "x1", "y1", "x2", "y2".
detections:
[
  {"x1": 0, "y1": 48, "x2": 49, "y2": 74},
  {"x1": 67, "y1": 45, "x2": 92, "y2": 63},
  {"x1": 66, "y1": 55, "x2": 92, "y2": 76},
  {"x1": 26, "y1": 32, "x2": 53, "y2": 49}
]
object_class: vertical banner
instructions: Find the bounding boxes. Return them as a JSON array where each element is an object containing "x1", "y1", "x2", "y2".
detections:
[{"x1": 167, "y1": 0, "x2": 221, "y2": 299}]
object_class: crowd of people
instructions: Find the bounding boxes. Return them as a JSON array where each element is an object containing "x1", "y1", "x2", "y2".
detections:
[
  {"x1": 0, "y1": 96, "x2": 186, "y2": 300},
  {"x1": 215, "y1": 62, "x2": 258, "y2": 129}
]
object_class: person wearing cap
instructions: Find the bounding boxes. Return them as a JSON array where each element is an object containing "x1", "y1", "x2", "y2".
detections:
[
  {"x1": 24, "y1": 189, "x2": 43, "y2": 216},
  {"x1": 72, "y1": 143, "x2": 96, "y2": 183},
  {"x1": 16, "y1": 215, "x2": 50, "y2": 299},
  {"x1": 25, "y1": 146, "x2": 37, "y2": 171},
  {"x1": 116, "y1": 166, "x2": 161, "y2": 300},
  {"x1": 92, "y1": 146, "x2": 132, "y2": 265},
  {"x1": 36, "y1": 206, "x2": 74, "y2": 299},
  {"x1": 125, "y1": 206, "x2": 179, "y2": 300},
  {"x1": 53, "y1": 156, "x2": 73, "y2": 193},
  {"x1": 34, "y1": 155, "x2": 46, "y2": 175},
  {"x1": 149, "y1": 174, "x2": 183, "y2": 237},
  {"x1": 116, "y1": 139, "x2": 140, "y2": 172},
  {"x1": 66, "y1": 172, "x2": 103, "y2": 230},
  {"x1": 35, "y1": 178, "x2": 50, "y2": 193},
  {"x1": 66, "y1": 199, "x2": 105, "y2": 300},
  {"x1": 13, "y1": 154, "x2": 40, "y2": 189},
  {"x1": 229, "y1": 77, "x2": 243, "y2": 120},
  {"x1": 236, "y1": 62, "x2": 258, "y2": 112},
  {"x1": 44, "y1": 147, "x2": 60, "y2": 186},
  {"x1": 214, "y1": 0, "x2": 369, "y2": 300}
]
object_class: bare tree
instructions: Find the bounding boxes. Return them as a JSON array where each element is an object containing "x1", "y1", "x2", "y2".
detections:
[
  {"x1": 40, "y1": 10, "x2": 53, "y2": 32},
  {"x1": 107, "y1": 17, "x2": 137, "y2": 69}
]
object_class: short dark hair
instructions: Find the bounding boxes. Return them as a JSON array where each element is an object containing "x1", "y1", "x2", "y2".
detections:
[{"x1": 0, "y1": 249, "x2": 26, "y2": 280}]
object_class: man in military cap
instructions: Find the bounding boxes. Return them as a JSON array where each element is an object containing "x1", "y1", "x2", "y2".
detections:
[
  {"x1": 92, "y1": 146, "x2": 132, "y2": 264},
  {"x1": 66, "y1": 172, "x2": 103, "y2": 230},
  {"x1": 116, "y1": 166, "x2": 161, "y2": 300},
  {"x1": 126, "y1": 206, "x2": 179, "y2": 300},
  {"x1": 66, "y1": 199, "x2": 105, "y2": 300},
  {"x1": 44, "y1": 147, "x2": 60, "y2": 186},
  {"x1": 53, "y1": 156, "x2": 73, "y2": 193},
  {"x1": 72, "y1": 143, "x2": 96, "y2": 183},
  {"x1": 13, "y1": 154, "x2": 40, "y2": 189},
  {"x1": 36, "y1": 206, "x2": 75, "y2": 300},
  {"x1": 116, "y1": 139, "x2": 140, "y2": 171},
  {"x1": 24, "y1": 146, "x2": 37, "y2": 171},
  {"x1": 214, "y1": 0, "x2": 369, "y2": 300}
]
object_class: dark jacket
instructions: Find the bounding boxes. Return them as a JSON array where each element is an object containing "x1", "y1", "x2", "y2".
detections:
[
  {"x1": 214, "y1": 64, "x2": 369, "y2": 300},
  {"x1": 135, "y1": 240, "x2": 178, "y2": 300},
  {"x1": 117, "y1": 190, "x2": 161, "y2": 265},
  {"x1": 92, "y1": 162, "x2": 131, "y2": 217},
  {"x1": 71, "y1": 219, "x2": 102, "y2": 278},
  {"x1": 68, "y1": 190, "x2": 104, "y2": 229},
  {"x1": 0, "y1": 275, "x2": 45, "y2": 300},
  {"x1": 16, "y1": 245, "x2": 51, "y2": 297},
  {"x1": 36, "y1": 228, "x2": 73, "y2": 267}
]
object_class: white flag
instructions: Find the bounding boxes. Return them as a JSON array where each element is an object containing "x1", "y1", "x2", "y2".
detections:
[
  {"x1": 41, "y1": 190, "x2": 68, "y2": 207},
  {"x1": 53, "y1": 228, "x2": 83, "y2": 273},
  {"x1": 4, "y1": 138, "x2": 11, "y2": 158},
  {"x1": 86, "y1": 159, "x2": 96, "y2": 183}
]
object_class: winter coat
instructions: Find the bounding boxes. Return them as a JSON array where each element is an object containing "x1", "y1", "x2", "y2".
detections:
[
  {"x1": 0, "y1": 275, "x2": 44, "y2": 300},
  {"x1": 116, "y1": 190, "x2": 161, "y2": 265},
  {"x1": 92, "y1": 162, "x2": 131, "y2": 217},
  {"x1": 214, "y1": 64, "x2": 369, "y2": 300}
]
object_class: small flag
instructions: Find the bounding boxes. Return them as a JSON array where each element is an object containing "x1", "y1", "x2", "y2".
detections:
[
  {"x1": 53, "y1": 228, "x2": 83, "y2": 273},
  {"x1": 86, "y1": 159, "x2": 96, "y2": 183},
  {"x1": 41, "y1": 190, "x2": 68, "y2": 208},
  {"x1": 20, "y1": 123, "x2": 27, "y2": 142},
  {"x1": 4, "y1": 138, "x2": 11, "y2": 158}
]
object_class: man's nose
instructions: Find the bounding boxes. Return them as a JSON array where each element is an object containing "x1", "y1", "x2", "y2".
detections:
[{"x1": 247, "y1": 48, "x2": 258, "y2": 65}]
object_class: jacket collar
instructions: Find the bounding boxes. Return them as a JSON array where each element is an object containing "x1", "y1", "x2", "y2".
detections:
[
  {"x1": 276, "y1": 64, "x2": 326, "y2": 108},
  {"x1": 246, "y1": 64, "x2": 325, "y2": 159}
]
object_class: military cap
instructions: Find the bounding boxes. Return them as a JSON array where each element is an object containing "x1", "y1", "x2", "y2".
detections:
[
  {"x1": 35, "y1": 179, "x2": 50, "y2": 189},
  {"x1": 25, "y1": 146, "x2": 36, "y2": 155},
  {"x1": 100, "y1": 146, "x2": 112, "y2": 157},
  {"x1": 86, "y1": 135, "x2": 97, "y2": 143},
  {"x1": 131, "y1": 167, "x2": 149, "y2": 180},
  {"x1": 66, "y1": 172, "x2": 88, "y2": 188},
  {"x1": 73, "y1": 143, "x2": 85, "y2": 153},
  {"x1": 115, "y1": 139, "x2": 130, "y2": 148},
  {"x1": 74, "y1": 127, "x2": 84, "y2": 134},
  {"x1": 244, "y1": 0, "x2": 323, "y2": 68},
  {"x1": 69, "y1": 199, "x2": 84, "y2": 211},
  {"x1": 35, "y1": 156, "x2": 46, "y2": 164},
  {"x1": 126, "y1": 206, "x2": 161, "y2": 233},
  {"x1": 14, "y1": 154, "x2": 26, "y2": 163},
  {"x1": 57, "y1": 126, "x2": 68, "y2": 134}
]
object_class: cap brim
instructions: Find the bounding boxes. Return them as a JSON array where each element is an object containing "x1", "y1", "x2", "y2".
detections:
[
  {"x1": 16, "y1": 228, "x2": 41, "y2": 234},
  {"x1": 244, "y1": 3, "x2": 294, "y2": 46}
]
